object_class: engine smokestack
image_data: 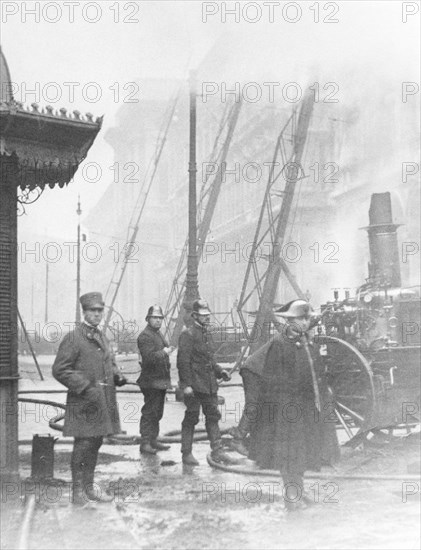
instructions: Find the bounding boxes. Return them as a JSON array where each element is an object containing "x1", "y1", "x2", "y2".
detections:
[{"x1": 363, "y1": 192, "x2": 402, "y2": 287}]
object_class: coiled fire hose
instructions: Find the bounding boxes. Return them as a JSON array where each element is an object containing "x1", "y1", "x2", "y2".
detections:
[{"x1": 17, "y1": 397, "x2": 420, "y2": 481}]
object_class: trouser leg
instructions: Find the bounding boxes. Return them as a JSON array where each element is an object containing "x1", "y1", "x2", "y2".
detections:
[
  {"x1": 71, "y1": 437, "x2": 102, "y2": 502},
  {"x1": 150, "y1": 389, "x2": 166, "y2": 442},
  {"x1": 201, "y1": 393, "x2": 222, "y2": 451},
  {"x1": 140, "y1": 388, "x2": 164, "y2": 443},
  {"x1": 71, "y1": 438, "x2": 86, "y2": 503},
  {"x1": 281, "y1": 469, "x2": 304, "y2": 509},
  {"x1": 83, "y1": 436, "x2": 103, "y2": 489},
  {"x1": 237, "y1": 371, "x2": 261, "y2": 439},
  {"x1": 181, "y1": 394, "x2": 200, "y2": 455}
]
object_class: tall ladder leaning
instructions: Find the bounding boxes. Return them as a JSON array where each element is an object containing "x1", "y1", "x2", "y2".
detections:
[{"x1": 234, "y1": 90, "x2": 314, "y2": 370}]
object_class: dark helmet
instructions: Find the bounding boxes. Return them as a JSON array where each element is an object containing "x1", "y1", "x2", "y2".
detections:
[
  {"x1": 145, "y1": 305, "x2": 164, "y2": 321},
  {"x1": 276, "y1": 299, "x2": 313, "y2": 318},
  {"x1": 192, "y1": 299, "x2": 211, "y2": 316}
]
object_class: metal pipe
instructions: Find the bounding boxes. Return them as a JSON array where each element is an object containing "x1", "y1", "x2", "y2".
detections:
[
  {"x1": 334, "y1": 407, "x2": 354, "y2": 439},
  {"x1": 363, "y1": 192, "x2": 402, "y2": 287},
  {"x1": 336, "y1": 401, "x2": 365, "y2": 423}
]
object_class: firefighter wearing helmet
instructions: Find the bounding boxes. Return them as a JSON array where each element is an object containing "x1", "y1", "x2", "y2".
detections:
[
  {"x1": 176, "y1": 299, "x2": 235, "y2": 465},
  {"x1": 137, "y1": 305, "x2": 175, "y2": 454},
  {"x1": 248, "y1": 299, "x2": 340, "y2": 511}
]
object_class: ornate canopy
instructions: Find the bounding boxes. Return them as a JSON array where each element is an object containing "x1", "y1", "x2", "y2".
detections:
[{"x1": 0, "y1": 46, "x2": 102, "y2": 191}]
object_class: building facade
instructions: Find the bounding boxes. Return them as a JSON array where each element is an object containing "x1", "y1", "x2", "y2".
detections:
[{"x1": 82, "y1": 50, "x2": 420, "y2": 340}]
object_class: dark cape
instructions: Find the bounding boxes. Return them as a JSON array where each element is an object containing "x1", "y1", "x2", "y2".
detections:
[{"x1": 248, "y1": 333, "x2": 340, "y2": 474}]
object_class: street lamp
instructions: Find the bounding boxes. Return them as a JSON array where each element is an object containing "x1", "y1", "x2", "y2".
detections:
[{"x1": 182, "y1": 70, "x2": 200, "y2": 327}]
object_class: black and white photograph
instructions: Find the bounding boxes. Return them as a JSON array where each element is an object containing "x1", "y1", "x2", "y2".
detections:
[{"x1": 0, "y1": 1, "x2": 420, "y2": 548}]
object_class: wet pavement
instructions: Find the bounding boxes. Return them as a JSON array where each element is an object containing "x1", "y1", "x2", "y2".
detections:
[{"x1": 2, "y1": 354, "x2": 420, "y2": 549}]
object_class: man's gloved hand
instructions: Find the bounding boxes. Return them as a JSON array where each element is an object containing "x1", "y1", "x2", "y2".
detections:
[
  {"x1": 114, "y1": 373, "x2": 128, "y2": 387},
  {"x1": 83, "y1": 385, "x2": 102, "y2": 401},
  {"x1": 183, "y1": 386, "x2": 194, "y2": 396},
  {"x1": 220, "y1": 370, "x2": 231, "y2": 382}
]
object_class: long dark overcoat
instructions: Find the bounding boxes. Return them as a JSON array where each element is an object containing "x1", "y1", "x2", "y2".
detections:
[
  {"x1": 177, "y1": 322, "x2": 224, "y2": 394},
  {"x1": 136, "y1": 325, "x2": 171, "y2": 389},
  {"x1": 248, "y1": 334, "x2": 340, "y2": 474},
  {"x1": 52, "y1": 324, "x2": 121, "y2": 437}
]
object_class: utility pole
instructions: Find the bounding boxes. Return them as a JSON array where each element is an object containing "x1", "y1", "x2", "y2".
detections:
[
  {"x1": 76, "y1": 195, "x2": 81, "y2": 323},
  {"x1": 31, "y1": 276, "x2": 34, "y2": 325},
  {"x1": 182, "y1": 70, "x2": 200, "y2": 327},
  {"x1": 44, "y1": 261, "x2": 49, "y2": 324}
]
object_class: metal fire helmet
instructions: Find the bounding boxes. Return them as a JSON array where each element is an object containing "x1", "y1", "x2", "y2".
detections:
[
  {"x1": 276, "y1": 299, "x2": 313, "y2": 318},
  {"x1": 145, "y1": 305, "x2": 164, "y2": 320},
  {"x1": 192, "y1": 299, "x2": 212, "y2": 316}
]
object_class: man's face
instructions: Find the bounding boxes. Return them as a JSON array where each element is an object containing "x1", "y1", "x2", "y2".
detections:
[
  {"x1": 288, "y1": 315, "x2": 311, "y2": 336},
  {"x1": 83, "y1": 306, "x2": 104, "y2": 327},
  {"x1": 148, "y1": 316, "x2": 163, "y2": 329},
  {"x1": 195, "y1": 313, "x2": 211, "y2": 326}
]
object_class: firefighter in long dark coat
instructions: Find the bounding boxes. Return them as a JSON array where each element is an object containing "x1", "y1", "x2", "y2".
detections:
[
  {"x1": 137, "y1": 305, "x2": 174, "y2": 454},
  {"x1": 228, "y1": 337, "x2": 277, "y2": 456},
  {"x1": 177, "y1": 299, "x2": 232, "y2": 465},
  {"x1": 249, "y1": 299, "x2": 340, "y2": 512},
  {"x1": 52, "y1": 292, "x2": 127, "y2": 505}
]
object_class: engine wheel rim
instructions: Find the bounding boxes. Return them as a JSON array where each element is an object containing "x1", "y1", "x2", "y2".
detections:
[{"x1": 316, "y1": 335, "x2": 376, "y2": 437}]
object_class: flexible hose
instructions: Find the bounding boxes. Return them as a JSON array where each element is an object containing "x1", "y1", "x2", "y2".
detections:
[
  {"x1": 18, "y1": 386, "x2": 175, "y2": 395},
  {"x1": 19, "y1": 398, "x2": 66, "y2": 410},
  {"x1": 18, "y1": 398, "x2": 421, "y2": 484},
  {"x1": 17, "y1": 495, "x2": 36, "y2": 550},
  {"x1": 17, "y1": 398, "x2": 421, "y2": 482},
  {"x1": 17, "y1": 398, "x2": 229, "y2": 443},
  {"x1": 206, "y1": 453, "x2": 421, "y2": 481},
  {"x1": 16, "y1": 398, "x2": 226, "y2": 443}
]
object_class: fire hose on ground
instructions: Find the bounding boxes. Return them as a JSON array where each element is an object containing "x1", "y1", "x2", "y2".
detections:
[
  {"x1": 17, "y1": 397, "x2": 421, "y2": 482},
  {"x1": 17, "y1": 494, "x2": 36, "y2": 550}
]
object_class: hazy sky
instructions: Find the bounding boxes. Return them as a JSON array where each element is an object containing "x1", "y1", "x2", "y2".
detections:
[{"x1": 1, "y1": 0, "x2": 419, "y2": 238}]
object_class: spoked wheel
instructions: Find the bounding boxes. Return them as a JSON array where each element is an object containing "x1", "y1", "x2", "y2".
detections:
[{"x1": 316, "y1": 335, "x2": 376, "y2": 441}]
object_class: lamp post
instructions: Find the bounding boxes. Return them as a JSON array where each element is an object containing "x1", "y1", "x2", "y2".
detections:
[
  {"x1": 182, "y1": 70, "x2": 200, "y2": 327},
  {"x1": 75, "y1": 196, "x2": 82, "y2": 323}
]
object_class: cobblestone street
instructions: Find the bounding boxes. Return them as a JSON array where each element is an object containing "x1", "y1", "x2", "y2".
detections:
[{"x1": 2, "y1": 356, "x2": 420, "y2": 549}]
